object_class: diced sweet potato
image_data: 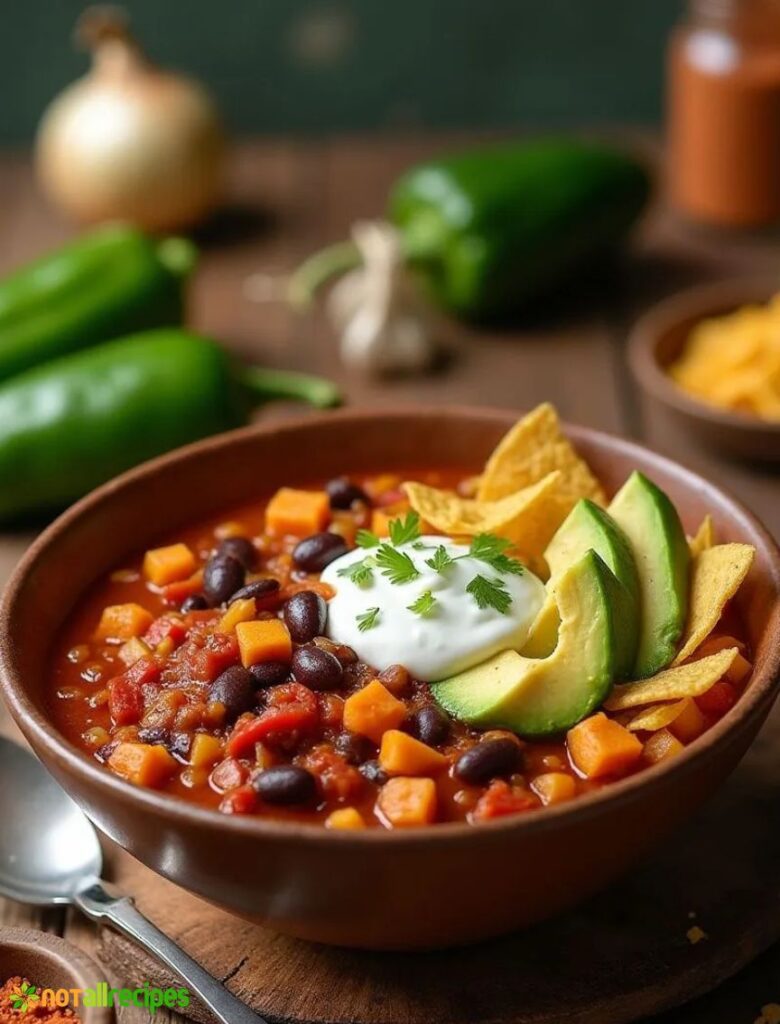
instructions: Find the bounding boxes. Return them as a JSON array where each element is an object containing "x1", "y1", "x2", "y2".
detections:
[
  {"x1": 567, "y1": 713, "x2": 642, "y2": 780},
  {"x1": 190, "y1": 733, "x2": 224, "y2": 768},
  {"x1": 667, "y1": 698, "x2": 706, "y2": 743},
  {"x1": 697, "y1": 635, "x2": 752, "y2": 685},
  {"x1": 379, "y1": 730, "x2": 448, "y2": 776},
  {"x1": 108, "y1": 742, "x2": 177, "y2": 787},
  {"x1": 642, "y1": 728, "x2": 685, "y2": 764},
  {"x1": 218, "y1": 598, "x2": 256, "y2": 634},
  {"x1": 143, "y1": 543, "x2": 198, "y2": 587},
  {"x1": 236, "y1": 619, "x2": 292, "y2": 667},
  {"x1": 94, "y1": 603, "x2": 154, "y2": 641},
  {"x1": 370, "y1": 509, "x2": 395, "y2": 538},
  {"x1": 342, "y1": 680, "x2": 406, "y2": 743},
  {"x1": 532, "y1": 771, "x2": 577, "y2": 806},
  {"x1": 265, "y1": 488, "x2": 330, "y2": 537},
  {"x1": 325, "y1": 807, "x2": 366, "y2": 830},
  {"x1": 376, "y1": 777, "x2": 438, "y2": 827}
]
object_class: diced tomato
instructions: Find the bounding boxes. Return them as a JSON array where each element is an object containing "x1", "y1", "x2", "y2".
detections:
[
  {"x1": 302, "y1": 745, "x2": 361, "y2": 801},
  {"x1": 107, "y1": 655, "x2": 162, "y2": 725},
  {"x1": 219, "y1": 783, "x2": 258, "y2": 815},
  {"x1": 375, "y1": 489, "x2": 405, "y2": 508},
  {"x1": 179, "y1": 632, "x2": 239, "y2": 682},
  {"x1": 695, "y1": 679, "x2": 738, "y2": 718},
  {"x1": 471, "y1": 780, "x2": 537, "y2": 822},
  {"x1": 108, "y1": 676, "x2": 143, "y2": 726},
  {"x1": 226, "y1": 683, "x2": 318, "y2": 758},
  {"x1": 144, "y1": 617, "x2": 188, "y2": 649},
  {"x1": 210, "y1": 757, "x2": 249, "y2": 792}
]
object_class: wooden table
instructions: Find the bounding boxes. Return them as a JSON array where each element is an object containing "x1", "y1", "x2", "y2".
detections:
[{"x1": 1, "y1": 136, "x2": 778, "y2": 1023}]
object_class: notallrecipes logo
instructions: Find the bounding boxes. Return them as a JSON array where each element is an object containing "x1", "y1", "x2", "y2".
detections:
[{"x1": 37, "y1": 983, "x2": 190, "y2": 1013}]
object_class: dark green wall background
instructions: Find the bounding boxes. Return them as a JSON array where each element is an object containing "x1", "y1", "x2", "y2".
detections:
[{"x1": 2, "y1": 0, "x2": 680, "y2": 144}]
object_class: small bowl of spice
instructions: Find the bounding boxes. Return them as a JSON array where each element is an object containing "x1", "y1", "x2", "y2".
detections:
[
  {"x1": 629, "y1": 279, "x2": 780, "y2": 462},
  {"x1": 0, "y1": 928, "x2": 119, "y2": 1024}
]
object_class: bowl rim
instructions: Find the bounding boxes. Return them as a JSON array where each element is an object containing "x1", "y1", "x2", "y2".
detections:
[
  {"x1": 628, "y1": 276, "x2": 780, "y2": 435},
  {"x1": 2, "y1": 404, "x2": 779, "y2": 849}
]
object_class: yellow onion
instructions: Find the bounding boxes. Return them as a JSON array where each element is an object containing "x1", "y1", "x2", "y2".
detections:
[{"x1": 35, "y1": 6, "x2": 224, "y2": 232}]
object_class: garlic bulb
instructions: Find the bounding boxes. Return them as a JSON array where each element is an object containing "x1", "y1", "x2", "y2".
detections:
[
  {"x1": 328, "y1": 221, "x2": 436, "y2": 375},
  {"x1": 35, "y1": 6, "x2": 224, "y2": 232}
]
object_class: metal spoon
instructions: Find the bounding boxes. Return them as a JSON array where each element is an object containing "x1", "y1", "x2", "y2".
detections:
[{"x1": 0, "y1": 736, "x2": 266, "y2": 1024}]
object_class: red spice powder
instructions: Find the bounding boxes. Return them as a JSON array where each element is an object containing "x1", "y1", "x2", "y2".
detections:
[{"x1": 0, "y1": 977, "x2": 80, "y2": 1024}]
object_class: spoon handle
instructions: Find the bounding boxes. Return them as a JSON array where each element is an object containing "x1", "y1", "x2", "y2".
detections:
[{"x1": 74, "y1": 881, "x2": 267, "y2": 1024}]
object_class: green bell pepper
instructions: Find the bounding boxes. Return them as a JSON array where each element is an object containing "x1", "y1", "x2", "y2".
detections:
[
  {"x1": 0, "y1": 329, "x2": 340, "y2": 523},
  {"x1": 290, "y1": 139, "x2": 650, "y2": 320},
  {"x1": 0, "y1": 224, "x2": 196, "y2": 381}
]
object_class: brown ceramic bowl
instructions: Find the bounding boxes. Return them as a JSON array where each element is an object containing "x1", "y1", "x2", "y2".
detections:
[
  {"x1": 629, "y1": 278, "x2": 780, "y2": 462},
  {"x1": 1, "y1": 408, "x2": 779, "y2": 950}
]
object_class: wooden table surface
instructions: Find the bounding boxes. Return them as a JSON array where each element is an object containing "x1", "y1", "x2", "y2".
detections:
[{"x1": 1, "y1": 135, "x2": 779, "y2": 1023}]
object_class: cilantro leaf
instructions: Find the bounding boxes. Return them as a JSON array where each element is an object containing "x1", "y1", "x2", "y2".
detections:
[
  {"x1": 356, "y1": 606, "x2": 380, "y2": 632},
  {"x1": 466, "y1": 574, "x2": 513, "y2": 614},
  {"x1": 426, "y1": 545, "x2": 455, "y2": 573},
  {"x1": 337, "y1": 557, "x2": 375, "y2": 587},
  {"x1": 375, "y1": 543, "x2": 420, "y2": 585},
  {"x1": 388, "y1": 510, "x2": 421, "y2": 546},
  {"x1": 469, "y1": 533, "x2": 524, "y2": 575},
  {"x1": 407, "y1": 590, "x2": 438, "y2": 617},
  {"x1": 356, "y1": 528, "x2": 380, "y2": 549}
]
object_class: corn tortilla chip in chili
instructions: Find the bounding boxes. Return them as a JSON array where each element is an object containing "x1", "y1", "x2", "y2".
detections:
[
  {"x1": 403, "y1": 472, "x2": 564, "y2": 560},
  {"x1": 673, "y1": 543, "x2": 755, "y2": 665},
  {"x1": 477, "y1": 404, "x2": 607, "y2": 515},
  {"x1": 605, "y1": 647, "x2": 739, "y2": 711}
]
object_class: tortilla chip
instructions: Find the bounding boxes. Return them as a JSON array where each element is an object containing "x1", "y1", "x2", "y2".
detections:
[
  {"x1": 477, "y1": 404, "x2": 607, "y2": 519},
  {"x1": 403, "y1": 472, "x2": 565, "y2": 562},
  {"x1": 604, "y1": 647, "x2": 739, "y2": 711},
  {"x1": 673, "y1": 543, "x2": 755, "y2": 665},
  {"x1": 688, "y1": 514, "x2": 716, "y2": 557},
  {"x1": 625, "y1": 699, "x2": 691, "y2": 733}
]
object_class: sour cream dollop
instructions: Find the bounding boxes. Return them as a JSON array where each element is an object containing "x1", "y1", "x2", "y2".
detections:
[{"x1": 320, "y1": 536, "x2": 546, "y2": 681}]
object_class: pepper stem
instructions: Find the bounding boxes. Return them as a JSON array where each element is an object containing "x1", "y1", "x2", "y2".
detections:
[
  {"x1": 238, "y1": 365, "x2": 341, "y2": 409},
  {"x1": 287, "y1": 240, "x2": 361, "y2": 310}
]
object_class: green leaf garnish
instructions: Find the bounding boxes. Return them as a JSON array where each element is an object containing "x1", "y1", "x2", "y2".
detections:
[
  {"x1": 356, "y1": 606, "x2": 380, "y2": 631},
  {"x1": 466, "y1": 574, "x2": 512, "y2": 614},
  {"x1": 407, "y1": 590, "x2": 438, "y2": 617},
  {"x1": 356, "y1": 528, "x2": 380, "y2": 549},
  {"x1": 426, "y1": 545, "x2": 455, "y2": 573},
  {"x1": 375, "y1": 543, "x2": 420, "y2": 585},
  {"x1": 388, "y1": 510, "x2": 421, "y2": 547},
  {"x1": 469, "y1": 533, "x2": 524, "y2": 575},
  {"x1": 337, "y1": 558, "x2": 375, "y2": 586}
]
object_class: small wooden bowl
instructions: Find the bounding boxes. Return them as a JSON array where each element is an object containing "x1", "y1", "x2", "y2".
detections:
[
  {"x1": 628, "y1": 279, "x2": 780, "y2": 462},
  {"x1": 0, "y1": 928, "x2": 119, "y2": 1022}
]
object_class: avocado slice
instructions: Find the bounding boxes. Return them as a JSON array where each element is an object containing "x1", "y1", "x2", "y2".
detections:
[
  {"x1": 431, "y1": 550, "x2": 628, "y2": 737},
  {"x1": 540, "y1": 498, "x2": 640, "y2": 678},
  {"x1": 608, "y1": 471, "x2": 690, "y2": 678}
]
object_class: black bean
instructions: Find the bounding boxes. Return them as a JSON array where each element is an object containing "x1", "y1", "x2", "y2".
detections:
[
  {"x1": 292, "y1": 532, "x2": 348, "y2": 573},
  {"x1": 334, "y1": 731, "x2": 376, "y2": 766},
  {"x1": 217, "y1": 536, "x2": 257, "y2": 570},
  {"x1": 283, "y1": 591, "x2": 328, "y2": 644},
  {"x1": 325, "y1": 477, "x2": 370, "y2": 510},
  {"x1": 253, "y1": 765, "x2": 317, "y2": 805},
  {"x1": 210, "y1": 665, "x2": 257, "y2": 722},
  {"x1": 454, "y1": 738, "x2": 520, "y2": 786},
  {"x1": 181, "y1": 594, "x2": 208, "y2": 613},
  {"x1": 137, "y1": 726, "x2": 170, "y2": 746},
  {"x1": 359, "y1": 759, "x2": 389, "y2": 786},
  {"x1": 249, "y1": 660, "x2": 291, "y2": 688},
  {"x1": 407, "y1": 705, "x2": 450, "y2": 747},
  {"x1": 291, "y1": 644, "x2": 343, "y2": 691},
  {"x1": 203, "y1": 554, "x2": 245, "y2": 606},
  {"x1": 228, "y1": 577, "x2": 280, "y2": 605},
  {"x1": 169, "y1": 732, "x2": 192, "y2": 759}
]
